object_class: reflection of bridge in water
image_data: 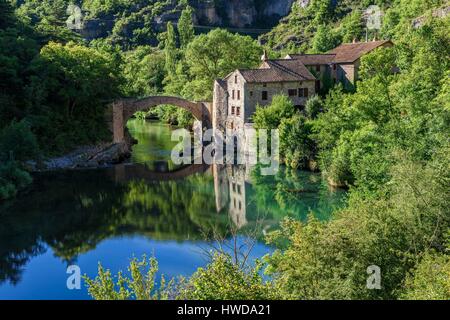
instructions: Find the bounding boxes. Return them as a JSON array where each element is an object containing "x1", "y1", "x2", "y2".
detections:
[
  {"x1": 110, "y1": 162, "x2": 210, "y2": 182},
  {"x1": 109, "y1": 162, "x2": 257, "y2": 230}
]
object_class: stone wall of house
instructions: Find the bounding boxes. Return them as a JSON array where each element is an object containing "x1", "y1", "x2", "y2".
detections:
[
  {"x1": 213, "y1": 80, "x2": 229, "y2": 133},
  {"x1": 306, "y1": 64, "x2": 333, "y2": 91},
  {"x1": 226, "y1": 71, "x2": 246, "y2": 131},
  {"x1": 244, "y1": 80, "x2": 316, "y2": 121},
  {"x1": 337, "y1": 63, "x2": 356, "y2": 87}
]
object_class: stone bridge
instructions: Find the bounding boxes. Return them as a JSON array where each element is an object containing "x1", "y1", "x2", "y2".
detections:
[{"x1": 107, "y1": 96, "x2": 212, "y2": 143}]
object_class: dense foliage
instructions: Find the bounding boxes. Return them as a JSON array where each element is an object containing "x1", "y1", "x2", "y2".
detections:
[
  {"x1": 0, "y1": 0, "x2": 262, "y2": 199},
  {"x1": 260, "y1": 0, "x2": 447, "y2": 55},
  {"x1": 2, "y1": 0, "x2": 449, "y2": 300},
  {"x1": 85, "y1": 256, "x2": 175, "y2": 300}
]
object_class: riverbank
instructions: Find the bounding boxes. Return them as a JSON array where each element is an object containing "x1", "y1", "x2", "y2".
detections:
[{"x1": 26, "y1": 141, "x2": 132, "y2": 172}]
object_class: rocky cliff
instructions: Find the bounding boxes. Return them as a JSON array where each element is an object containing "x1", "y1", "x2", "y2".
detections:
[
  {"x1": 191, "y1": 0, "x2": 297, "y2": 28},
  {"x1": 78, "y1": 0, "x2": 299, "y2": 42}
]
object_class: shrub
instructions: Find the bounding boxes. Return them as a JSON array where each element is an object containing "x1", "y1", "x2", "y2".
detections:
[
  {"x1": 0, "y1": 120, "x2": 39, "y2": 162},
  {"x1": 0, "y1": 160, "x2": 32, "y2": 200},
  {"x1": 178, "y1": 253, "x2": 278, "y2": 300},
  {"x1": 84, "y1": 256, "x2": 175, "y2": 300},
  {"x1": 401, "y1": 251, "x2": 450, "y2": 300},
  {"x1": 305, "y1": 94, "x2": 323, "y2": 119},
  {"x1": 253, "y1": 95, "x2": 295, "y2": 130},
  {"x1": 279, "y1": 114, "x2": 314, "y2": 169}
]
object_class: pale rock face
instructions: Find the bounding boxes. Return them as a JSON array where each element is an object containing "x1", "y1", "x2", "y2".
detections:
[
  {"x1": 79, "y1": 0, "x2": 300, "y2": 41},
  {"x1": 262, "y1": 0, "x2": 297, "y2": 17},
  {"x1": 193, "y1": 0, "x2": 298, "y2": 28},
  {"x1": 224, "y1": 0, "x2": 257, "y2": 28}
]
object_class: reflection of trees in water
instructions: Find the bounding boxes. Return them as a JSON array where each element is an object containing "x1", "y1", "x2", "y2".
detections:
[
  {"x1": 0, "y1": 242, "x2": 46, "y2": 286},
  {"x1": 0, "y1": 164, "x2": 347, "y2": 285},
  {"x1": 249, "y1": 166, "x2": 346, "y2": 222},
  {"x1": 0, "y1": 168, "x2": 228, "y2": 285}
]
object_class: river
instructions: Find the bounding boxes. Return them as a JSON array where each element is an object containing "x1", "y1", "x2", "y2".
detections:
[{"x1": 0, "y1": 119, "x2": 346, "y2": 299}]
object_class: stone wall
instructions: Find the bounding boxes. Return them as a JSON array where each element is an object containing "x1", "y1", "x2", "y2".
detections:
[
  {"x1": 244, "y1": 80, "x2": 316, "y2": 120},
  {"x1": 226, "y1": 71, "x2": 246, "y2": 131},
  {"x1": 337, "y1": 63, "x2": 356, "y2": 88},
  {"x1": 213, "y1": 80, "x2": 229, "y2": 133}
]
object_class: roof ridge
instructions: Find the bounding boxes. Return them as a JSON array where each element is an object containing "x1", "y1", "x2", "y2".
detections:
[
  {"x1": 268, "y1": 60, "x2": 307, "y2": 80},
  {"x1": 290, "y1": 53, "x2": 336, "y2": 56}
]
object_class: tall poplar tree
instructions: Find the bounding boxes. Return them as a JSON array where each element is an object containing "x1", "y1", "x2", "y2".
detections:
[
  {"x1": 164, "y1": 21, "x2": 177, "y2": 77},
  {"x1": 178, "y1": 5, "x2": 195, "y2": 48}
]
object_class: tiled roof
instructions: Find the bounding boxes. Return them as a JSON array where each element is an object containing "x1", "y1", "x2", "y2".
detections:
[
  {"x1": 238, "y1": 59, "x2": 316, "y2": 83},
  {"x1": 286, "y1": 54, "x2": 336, "y2": 65},
  {"x1": 328, "y1": 40, "x2": 392, "y2": 63}
]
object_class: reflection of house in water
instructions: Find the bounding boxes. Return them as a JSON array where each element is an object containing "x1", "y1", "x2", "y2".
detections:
[{"x1": 213, "y1": 164, "x2": 254, "y2": 229}]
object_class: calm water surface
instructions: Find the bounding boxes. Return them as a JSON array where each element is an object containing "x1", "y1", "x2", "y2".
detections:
[{"x1": 0, "y1": 119, "x2": 346, "y2": 299}]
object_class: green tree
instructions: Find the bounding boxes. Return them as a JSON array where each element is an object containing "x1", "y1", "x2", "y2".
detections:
[
  {"x1": 0, "y1": 120, "x2": 39, "y2": 162},
  {"x1": 310, "y1": 24, "x2": 339, "y2": 53},
  {"x1": 253, "y1": 95, "x2": 295, "y2": 130},
  {"x1": 401, "y1": 251, "x2": 450, "y2": 300},
  {"x1": 0, "y1": 0, "x2": 15, "y2": 29},
  {"x1": 0, "y1": 120, "x2": 39, "y2": 201},
  {"x1": 339, "y1": 11, "x2": 363, "y2": 43},
  {"x1": 121, "y1": 46, "x2": 165, "y2": 96},
  {"x1": 279, "y1": 115, "x2": 314, "y2": 169},
  {"x1": 85, "y1": 256, "x2": 174, "y2": 300},
  {"x1": 164, "y1": 22, "x2": 178, "y2": 78},
  {"x1": 178, "y1": 5, "x2": 195, "y2": 49},
  {"x1": 178, "y1": 253, "x2": 277, "y2": 300},
  {"x1": 183, "y1": 29, "x2": 261, "y2": 100},
  {"x1": 28, "y1": 41, "x2": 122, "y2": 153}
]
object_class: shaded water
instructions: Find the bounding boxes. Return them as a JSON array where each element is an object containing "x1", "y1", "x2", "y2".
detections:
[{"x1": 0, "y1": 120, "x2": 346, "y2": 299}]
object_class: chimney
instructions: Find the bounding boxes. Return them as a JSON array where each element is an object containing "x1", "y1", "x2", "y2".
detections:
[
  {"x1": 261, "y1": 49, "x2": 268, "y2": 62},
  {"x1": 352, "y1": 38, "x2": 357, "y2": 44},
  {"x1": 373, "y1": 35, "x2": 377, "y2": 42}
]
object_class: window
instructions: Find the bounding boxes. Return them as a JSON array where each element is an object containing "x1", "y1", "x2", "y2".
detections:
[
  {"x1": 333, "y1": 64, "x2": 337, "y2": 70},
  {"x1": 232, "y1": 90, "x2": 235, "y2": 99},
  {"x1": 316, "y1": 65, "x2": 320, "y2": 72},
  {"x1": 237, "y1": 185, "x2": 241, "y2": 195},
  {"x1": 232, "y1": 183, "x2": 236, "y2": 192},
  {"x1": 250, "y1": 91, "x2": 253, "y2": 97},
  {"x1": 288, "y1": 89, "x2": 297, "y2": 97},
  {"x1": 231, "y1": 106, "x2": 235, "y2": 115},
  {"x1": 236, "y1": 107, "x2": 240, "y2": 116},
  {"x1": 237, "y1": 90, "x2": 240, "y2": 100},
  {"x1": 262, "y1": 91, "x2": 268, "y2": 100},
  {"x1": 263, "y1": 84, "x2": 267, "y2": 88},
  {"x1": 235, "y1": 75, "x2": 238, "y2": 84},
  {"x1": 298, "y1": 88, "x2": 309, "y2": 97}
]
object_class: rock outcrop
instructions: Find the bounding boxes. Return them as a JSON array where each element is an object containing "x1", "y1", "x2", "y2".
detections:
[
  {"x1": 192, "y1": 0, "x2": 297, "y2": 28},
  {"x1": 77, "y1": 0, "x2": 298, "y2": 41}
]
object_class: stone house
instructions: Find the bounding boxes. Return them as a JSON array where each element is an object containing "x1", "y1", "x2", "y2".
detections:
[
  {"x1": 213, "y1": 52, "x2": 316, "y2": 132},
  {"x1": 213, "y1": 40, "x2": 393, "y2": 132},
  {"x1": 287, "y1": 39, "x2": 393, "y2": 90}
]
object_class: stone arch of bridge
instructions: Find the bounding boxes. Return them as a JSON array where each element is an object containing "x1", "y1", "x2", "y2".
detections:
[{"x1": 110, "y1": 96, "x2": 212, "y2": 143}]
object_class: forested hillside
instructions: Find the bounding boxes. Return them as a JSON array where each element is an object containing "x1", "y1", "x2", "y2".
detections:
[{"x1": 261, "y1": 0, "x2": 448, "y2": 53}]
